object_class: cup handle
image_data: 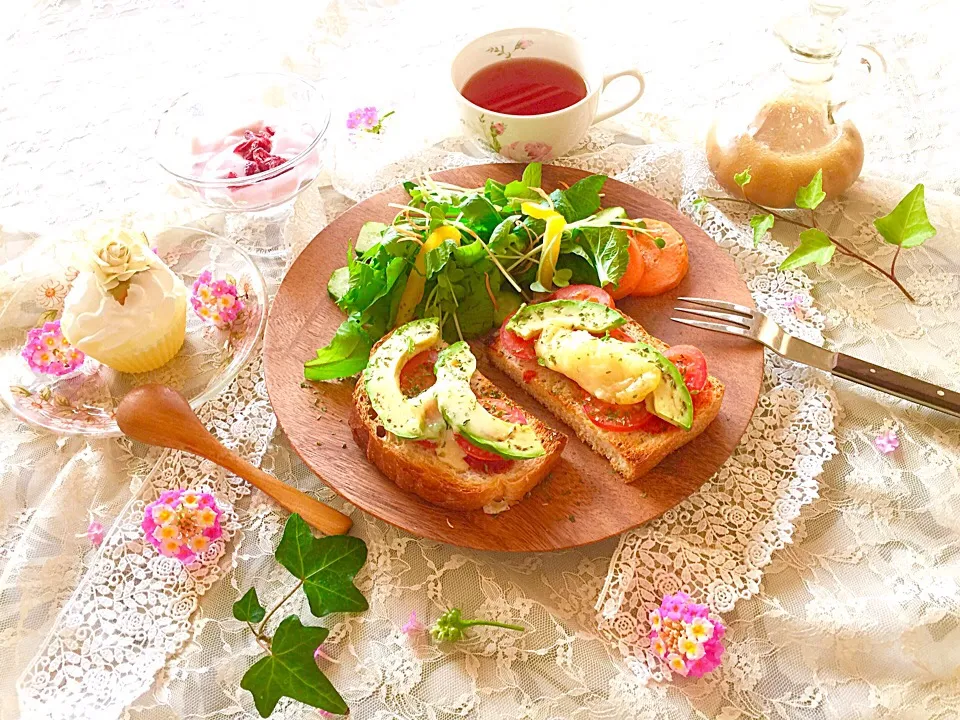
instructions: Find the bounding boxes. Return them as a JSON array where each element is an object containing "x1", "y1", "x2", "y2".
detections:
[{"x1": 592, "y1": 69, "x2": 645, "y2": 124}]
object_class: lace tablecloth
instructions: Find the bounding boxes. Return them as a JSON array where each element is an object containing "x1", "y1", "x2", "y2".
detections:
[{"x1": 3, "y1": 1, "x2": 959, "y2": 719}]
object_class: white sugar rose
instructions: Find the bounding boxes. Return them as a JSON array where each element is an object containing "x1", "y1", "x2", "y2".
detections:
[{"x1": 83, "y1": 229, "x2": 153, "y2": 290}]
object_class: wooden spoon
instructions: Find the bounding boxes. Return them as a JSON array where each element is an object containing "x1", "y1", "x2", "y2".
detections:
[{"x1": 116, "y1": 384, "x2": 352, "y2": 536}]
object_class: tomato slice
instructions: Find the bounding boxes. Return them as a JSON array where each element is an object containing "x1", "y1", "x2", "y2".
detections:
[
  {"x1": 607, "y1": 327, "x2": 636, "y2": 343},
  {"x1": 464, "y1": 454, "x2": 515, "y2": 473},
  {"x1": 664, "y1": 345, "x2": 708, "y2": 393},
  {"x1": 414, "y1": 439, "x2": 438, "y2": 450},
  {"x1": 399, "y1": 349, "x2": 438, "y2": 397},
  {"x1": 481, "y1": 397, "x2": 527, "y2": 425},
  {"x1": 498, "y1": 311, "x2": 537, "y2": 360},
  {"x1": 693, "y1": 380, "x2": 713, "y2": 411},
  {"x1": 454, "y1": 433, "x2": 503, "y2": 462},
  {"x1": 583, "y1": 394, "x2": 664, "y2": 432},
  {"x1": 548, "y1": 284, "x2": 616, "y2": 308}
]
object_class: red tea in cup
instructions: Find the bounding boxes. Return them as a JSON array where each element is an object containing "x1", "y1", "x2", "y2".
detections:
[{"x1": 460, "y1": 58, "x2": 588, "y2": 116}]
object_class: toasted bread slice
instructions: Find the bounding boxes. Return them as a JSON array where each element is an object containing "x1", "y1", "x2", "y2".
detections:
[
  {"x1": 350, "y1": 341, "x2": 566, "y2": 513},
  {"x1": 488, "y1": 313, "x2": 724, "y2": 483}
]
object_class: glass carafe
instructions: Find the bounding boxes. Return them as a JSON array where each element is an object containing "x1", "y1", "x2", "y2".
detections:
[{"x1": 706, "y1": 1, "x2": 884, "y2": 209}]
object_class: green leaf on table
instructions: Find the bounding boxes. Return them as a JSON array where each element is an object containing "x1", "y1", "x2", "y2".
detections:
[
  {"x1": 240, "y1": 616, "x2": 346, "y2": 718},
  {"x1": 749, "y1": 213, "x2": 775, "y2": 247},
  {"x1": 550, "y1": 174, "x2": 607, "y2": 222},
  {"x1": 484, "y1": 179, "x2": 508, "y2": 207},
  {"x1": 575, "y1": 226, "x2": 630, "y2": 288},
  {"x1": 233, "y1": 588, "x2": 266, "y2": 623},
  {"x1": 733, "y1": 168, "x2": 751, "y2": 188},
  {"x1": 354, "y1": 221, "x2": 388, "y2": 253},
  {"x1": 521, "y1": 162, "x2": 542, "y2": 189},
  {"x1": 873, "y1": 183, "x2": 937, "y2": 248},
  {"x1": 794, "y1": 169, "x2": 826, "y2": 210},
  {"x1": 779, "y1": 228, "x2": 836, "y2": 270},
  {"x1": 304, "y1": 316, "x2": 372, "y2": 381},
  {"x1": 275, "y1": 514, "x2": 369, "y2": 617}
]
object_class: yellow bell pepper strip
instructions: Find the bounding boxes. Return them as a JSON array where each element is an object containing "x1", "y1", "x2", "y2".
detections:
[
  {"x1": 394, "y1": 225, "x2": 461, "y2": 326},
  {"x1": 520, "y1": 202, "x2": 567, "y2": 291}
]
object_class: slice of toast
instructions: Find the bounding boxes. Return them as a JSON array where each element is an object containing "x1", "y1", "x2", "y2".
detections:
[
  {"x1": 350, "y1": 340, "x2": 566, "y2": 513},
  {"x1": 487, "y1": 313, "x2": 724, "y2": 483}
]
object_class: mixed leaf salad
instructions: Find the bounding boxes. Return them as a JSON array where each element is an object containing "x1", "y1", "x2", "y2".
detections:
[{"x1": 305, "y1": 163, "x2": 666, "y2": 381}]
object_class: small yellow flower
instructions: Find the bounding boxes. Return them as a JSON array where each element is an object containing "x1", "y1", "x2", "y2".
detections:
[
  {"x1": 153, "y1": 525, "x2": 178, "y2": 541},
  {"x1": 652, "y1": 637, "x2": 667, "y2": 657},
  {"x1": 188, "y1": 535, "x2": 210, "y2": 553},
  {"x1": 181, "y1": 492, "x2": 200, "y2": 509},
  {"x1": 160, "y1": 538, "x2": 183, "y2": 555},
  {"x1": 678, "y1": 636, "x2": 705, "y2": 660},
  {"x1": 197, "y1": 285, "x2": 213, "y2": 301},
  {"x1": 649, "y1": 609, "x2": 662, "y2": 631},
  {"x1": 218, "y1": 294, "x2": 235, "y2": 308},
  {"x1": 667, "y1": 653, "x2": 688, "y2": 675},
  {"x1": 199, "y1": 306, "x2": 211, "y2": 318},
  {"x1": 195, "y1": 508, "x2": 217, "y2": 528},
  {"x1": 688, "y1": 617, "x2": 714, "y2": 643},
  {"x1": 151, "y1": 504, "x2": 176, "y2": 526},
  {"x1": 43, "y1": 335, "x2": 57, "y2": 348},
  {"x1": 211, "y1": 313, "x2": 222, "y2": 324}
]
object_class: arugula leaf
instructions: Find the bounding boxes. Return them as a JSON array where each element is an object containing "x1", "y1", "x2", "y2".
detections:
[
  {"x1": 575, "y1": 226, "x2": 630, "y2": 288},
  {"x1": 484, "y1": 179, "x2": 507, "y2": 207},
  {"x1": 795, "y1": 170, "x2": 826, "y2": 210},
  {"x1": 240, "y1": 616, "x2": 346, "y2": 717},
  {"x1": 275, "y1": 514, "x2": 368, "y2": 617},
  {"x1": 779, "y1": 228, "x2": 835, "y2": 270},
  {"x1": 354, "y1": 221, "x2": 387, "y2": 253},
  {"x1": 522, "y1": 162, "x2": 542, "y2": 188},
  {"x1": 749, "y1": 214, "x2": 775, "y2": 247},
  {"x1": 454, "y1": 196, "x2": 501, "y2": 237},
  {"x1": 304, "y1": 316, "x2": 372, "y2": 381},
  {"x1": 233, "y1": 588, "x2": 266, "y2": 623},
  {"x1": 550, "y1": 175, "x2": 607, "y2": 222},
  {"x1": 734, "y1": 168, "x2": 752, "y2": 188},
  {"x1": 873, "y1": 184, "x2": 936, "y2": 248}
]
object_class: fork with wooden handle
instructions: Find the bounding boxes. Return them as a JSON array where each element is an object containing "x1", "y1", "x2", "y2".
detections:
[
  {"x1": 116, "y1": 384, "x2": 353, "y2": 535},
  {"x1": 673, "y1": 297, "x2": 960, "y2": 418}
]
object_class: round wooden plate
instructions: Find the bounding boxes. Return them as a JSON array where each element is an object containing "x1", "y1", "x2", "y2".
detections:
[{"x1": 265, "y1": 164, "x2": 763, "y2": 551}]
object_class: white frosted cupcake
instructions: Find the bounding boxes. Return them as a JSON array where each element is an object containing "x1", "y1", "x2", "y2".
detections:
[{"x1": 61, "y1": 229, "x2": 187, "y2": 373}]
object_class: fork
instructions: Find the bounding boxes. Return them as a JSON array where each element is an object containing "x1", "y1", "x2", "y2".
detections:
[{"x1": 673, "y1": 297, "x2": 960, "y2": 418}]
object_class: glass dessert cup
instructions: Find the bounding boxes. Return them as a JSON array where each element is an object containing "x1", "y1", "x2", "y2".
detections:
[{"x1": 155, "y1": 73, "x2": 330, "y2": 212}]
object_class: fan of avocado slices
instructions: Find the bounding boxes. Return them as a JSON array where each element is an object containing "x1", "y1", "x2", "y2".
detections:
[{"x1": 305, "y1": 163, "x2": 660, "y2": 381}]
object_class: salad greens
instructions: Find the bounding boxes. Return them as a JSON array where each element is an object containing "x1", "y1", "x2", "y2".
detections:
[{"x1": 305, "y1": 163, "x2": 660, "y2": 381}]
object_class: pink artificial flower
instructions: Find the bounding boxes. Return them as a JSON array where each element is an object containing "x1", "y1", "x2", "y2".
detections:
[
  {"x1": 648, "y1": 591, "x2": 725, "y2": 678},
  {"x1": 346, "y1": 106, "x2": 379, "y2": 131},
  {"x1": 21, "y1": 320, "x2": 85, "y2": 376},
  {"x1": 190, "y1": 270, "x2": 244, "y2": 329},
  {"x1": 142, "y1": 489, "x2": 224, "y2": 564},
  {"x1": 402, "y1": 611, "x2": 424, "y2": 637},
  {"x1": 875, "y1": 429, "x2": 900, "y2": 454},
  {"x1": 86, "y1": 521, "x2": 105, "y2": 547}
]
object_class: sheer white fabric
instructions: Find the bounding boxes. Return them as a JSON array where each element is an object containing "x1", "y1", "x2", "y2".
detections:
[{"x1": 3, "y1": 0, "x2": 959, "y2": 719}]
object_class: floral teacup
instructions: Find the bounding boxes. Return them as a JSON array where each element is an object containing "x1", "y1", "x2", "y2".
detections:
[{"x1": 452, "y1": 27, "x2": 645, "y2": 161}]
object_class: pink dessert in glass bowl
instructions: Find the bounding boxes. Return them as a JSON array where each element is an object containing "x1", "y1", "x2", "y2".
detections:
[{"x1": 156, "y1": 73, "x2": 329, "y2": 212}]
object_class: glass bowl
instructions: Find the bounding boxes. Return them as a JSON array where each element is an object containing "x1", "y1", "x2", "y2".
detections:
[
  {"x1": 155, "y1": 73, "x2": 330, "y2": 212},
  {"x1": 0, "y1": 225, "x2": 267, "y2": 437}
]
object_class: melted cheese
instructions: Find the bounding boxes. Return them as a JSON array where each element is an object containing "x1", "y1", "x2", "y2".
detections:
[
  {"x1": 434, "y1": 428, "x2": 469, "y2": 471},
  {"x1": 535, "y1": 326, "x2": 662, "y2": 405}
]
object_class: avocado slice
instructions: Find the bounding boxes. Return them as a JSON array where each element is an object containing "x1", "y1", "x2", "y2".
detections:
[
  {"x1": 506, "y1": 300, "x2": 626, "y2": 339},
  {"x1": 362, "y1": 318, "x2": 444, "y2": 440},
  {"x1": 434, "y1": 342, "x2": 545, "y2": 460},
  {"x1": 625, "y1": 341, "x2": 694, "y2": 430}
]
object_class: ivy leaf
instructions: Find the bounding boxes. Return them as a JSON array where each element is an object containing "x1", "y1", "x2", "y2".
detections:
[
  {"x1": 733, "y1": 168, "x2": 751, "y2": 188},
  {"x1": 779, "y1": 228, "x2": 836, "y2": 270},
  {"x1": 873, "y1": 184, "x2": 937, "y2": 248},
  {"x1": 795, "y1": 169, "x2": 826, "y2": 210},
  {"x1": 749, "y1": 214, "x2": 775, "y2": 247},
  {"x1": 692, "y1": 197, "x2": 710, "y2": 211},
  {"x1": 233, "y1": 588, "x2": 266, "y2": 623},
  {"x1": 240, "y1": 616, "x2": 346, "y2": 717},
  {"x1": 275, "y1": 514, "x2": 369, "y2": 617}
]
